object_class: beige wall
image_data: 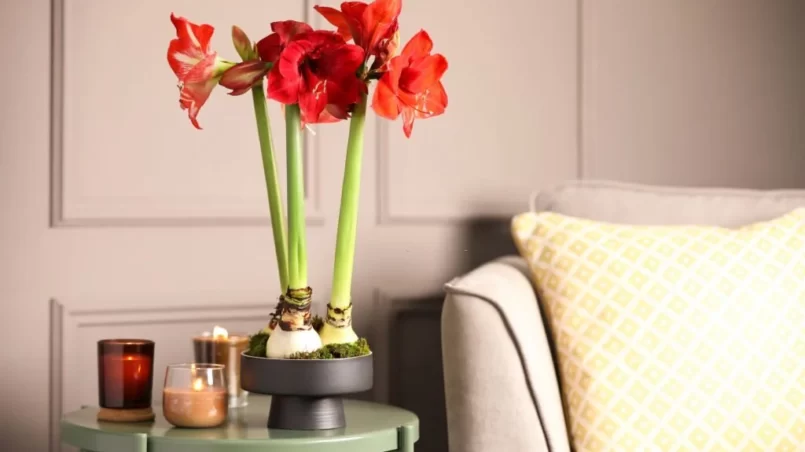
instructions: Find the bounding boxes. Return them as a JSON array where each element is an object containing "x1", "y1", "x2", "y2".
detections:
[
  {"x1": 0, "y1": 1, "x2": 803, "y2": 451},
  {"x1": 582, "y1": 0, "x2": 805, "y2": 187}
]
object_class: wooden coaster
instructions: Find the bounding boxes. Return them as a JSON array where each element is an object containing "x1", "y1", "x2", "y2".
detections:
[{"x1": 97, "y1": 407, "x2": 155, "y2": 423}]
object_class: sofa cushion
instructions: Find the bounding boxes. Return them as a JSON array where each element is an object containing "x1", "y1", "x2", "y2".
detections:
[{"x1": 512, "y1": 207, "x2": 805, "y2": 450}]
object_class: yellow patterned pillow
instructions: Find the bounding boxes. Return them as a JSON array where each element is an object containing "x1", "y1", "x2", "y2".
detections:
[{"x1": 512, "y1": 209, "x2": 805, "y2": 451}]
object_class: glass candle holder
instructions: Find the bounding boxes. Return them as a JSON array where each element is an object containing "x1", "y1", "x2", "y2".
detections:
[
  {"x1": 163, "y1": 363, "x2": 228, "y2": 428},
  {"x1": 192, "y1": 326, "x2": 249, "y2": 408},
  {"x1": 98, "y1": 339, "x2": 155, "y2": 410}
]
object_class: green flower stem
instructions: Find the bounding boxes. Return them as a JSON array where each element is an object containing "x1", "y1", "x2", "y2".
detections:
[
  {"x1": 285, "y1": 104, "x2": 307, "y2": 290},
  {"x1": 251, "y1": 84, "x2": 288, "y2": 293},
  {"x1": 330, "y1": 91, "x2": 368, "y2": 307}
]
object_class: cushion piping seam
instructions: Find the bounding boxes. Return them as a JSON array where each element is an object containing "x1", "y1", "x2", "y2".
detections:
[
  {"x1": 551, "y1": 180, "x2": 805, "y2": 199},
  {"x1": 443, "y1": 282, "x2": 557, "y2": 452}
]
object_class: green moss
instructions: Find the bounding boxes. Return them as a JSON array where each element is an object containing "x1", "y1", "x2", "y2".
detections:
[
  {"x1": 288, "y1": 338, "x2": 371, "y2": 360},
  {"x1": 246, "y1": 331, "x2": 269, "y2": 357},
  {"x1": 245, "y1": 323, "x2": 370, "y2": 360}
]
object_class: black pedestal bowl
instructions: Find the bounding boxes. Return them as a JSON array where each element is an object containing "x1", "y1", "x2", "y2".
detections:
[{"x1": 240, "y1": 352, "x2": 373, "y2": 430}]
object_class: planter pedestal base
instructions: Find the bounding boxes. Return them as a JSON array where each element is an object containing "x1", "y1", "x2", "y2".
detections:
[
  {"x1": 268, "y1": 396, "x2": 345, "y2": 430},
  {"x1": 241, "y1": 352, "x2": 373, "y2": 430}
]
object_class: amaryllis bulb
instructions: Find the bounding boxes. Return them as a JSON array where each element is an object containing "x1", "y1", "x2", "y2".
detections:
[
  {"x1": 318, "y1": 323, "x2": 358, "y2": 346},
  {"x1": 266, "y1": 328, "x2": 322, "y2": 358}
]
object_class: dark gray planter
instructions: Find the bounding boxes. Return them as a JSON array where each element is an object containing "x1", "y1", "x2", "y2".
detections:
[{"x1": 240, "y1": 352, "x2": 373, "y2": 430}]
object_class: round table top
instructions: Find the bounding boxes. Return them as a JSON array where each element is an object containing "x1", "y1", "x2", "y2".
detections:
[{"x1": 61, "y1": 395, "x2": 419, "y2": 452}]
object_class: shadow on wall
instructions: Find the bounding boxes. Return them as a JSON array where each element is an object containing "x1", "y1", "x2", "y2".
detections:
[{"x1": 387, "y1": 217, "x2": 516, "y2": 452}]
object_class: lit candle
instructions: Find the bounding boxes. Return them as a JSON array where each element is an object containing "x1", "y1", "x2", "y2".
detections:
[
  {"x1": 192, "y1": 326, "x2": 249, "y2": 407},
  {"x1": 98, "y1": 339, "x2": 154, "y2": 410},
  {"x1": 163, "y1": 364, "x2": 228, "y2": 428}
]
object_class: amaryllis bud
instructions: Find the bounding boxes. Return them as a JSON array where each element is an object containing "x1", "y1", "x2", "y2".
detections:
[
  {"x1": 232, "y1": 25, "x2": 256, "y2": 61},
  {"x1": 220, "y1": 60, "x2": 271, "y2": 96}
]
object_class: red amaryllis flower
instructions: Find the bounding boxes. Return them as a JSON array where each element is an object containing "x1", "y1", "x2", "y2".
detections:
[
  {"x1": 267, "y1": 31, "x2": 364, "y2": 125},
  {"x1": 167, "y1": 13, "x2": 231, "y2": 129},
  {"x1": 220, "y1": 21, "x2": 313, "y2": 96},
  {"x1": 372, "y1": 30, "x2": 448, "y2": 138},
  {"x1": 314, "y1": 0, "x2": 401, "y2": 70}
]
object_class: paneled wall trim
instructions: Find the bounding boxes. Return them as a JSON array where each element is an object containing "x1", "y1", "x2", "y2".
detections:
[
  {"x1": 49, "y1": 0, "x2": 323, "y2": 228},
  {"x1": 376, "y1": 0, "x2": 582, "y2": 224},
  {"x1": 48, "y1": 299, "x2": 269, "y2": 452}
]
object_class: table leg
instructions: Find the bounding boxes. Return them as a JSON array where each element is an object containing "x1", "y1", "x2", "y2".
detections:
[{"x1": 397, "y1": 424, "x2": 417, "y2": 452}]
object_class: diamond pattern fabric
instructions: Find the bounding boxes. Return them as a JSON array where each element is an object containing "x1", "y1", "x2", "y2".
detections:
[{"x1": 511, "y1": 209, "x2": 805, "y2": 451}]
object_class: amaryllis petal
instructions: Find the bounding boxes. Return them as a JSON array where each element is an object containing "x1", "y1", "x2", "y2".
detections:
[
  {"x1": 317, "y1": 42, "x2": 365, "y2": 79},
  {"x1": 267, "y1": 65, "x2": 300, "y2": 104},
  {"x1": 167, "y1": 39, "x2": 200, "y2": 79},
  {"x1": 180, "y1": 54, "x2": 217, "y2": 86},
  {"x1": 313, "y1": 6, "x2": 353, "y2": 41},
  {"x1": 371, "y1": 75, "x2": 401, "y2": 119},
  {"x1": 322, "y1": 75, "x2": 361, "y2": 110},
  {"x1": 412, "y1": 80, "x2": 447, "y2": 118},
  {"x1": 324, "y1": 103, "x2": 351, "y2": 121},
  {"x1": 277, "y1": 40, "x2": 310, "y2": 80},
  {"x1": 256, "y1": 21, "x2": 312, "y2": 64},
  {"x1": 341, "y1": 2, "x2": 370, "y2": 45},
  {"x1": 298, "y1": 77, "x2": 329, "y2": 124},
  {"x1": 401, "y1": 107, "x2": 415, "y2": 138},
  {"x1": 168, "y1": 13, "x2": 215, "y2": 78},
  {"x1": 399, "y1": 54, "x2": 447, "y2": 93},
  {"x1": 363, "y1": 0, "x2": 401, "y2": 50},
  {"x1": 220, "y1": 60, "x2": 271, "y2": 95},
  {"x1": 271, "y1": 20, "x2": 314, "y2": 41},
  {"x1": 401, "y1": 29, "x2": 433, "y2": 62},
  {"x1": 256, "y1": 33, "x2": 283, "y2": 63},
  {"x1": 171, "y1": 13, "x2": 214, "y2": 50},
  {"x1": 232, "y1": 26, "x2": 254, "y2": 61},
  {"x1": 179, "y1": 76, "x2": 218, "y2": 130},
  {"x1": 371, "y1": 26, "x2": 399, "y2": 70}
]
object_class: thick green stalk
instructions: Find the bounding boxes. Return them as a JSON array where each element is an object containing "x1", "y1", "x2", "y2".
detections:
[
  {"x1": 251, "y1": 85, "x2": 288, "y2": 292},
  {"x1": 330, "y1": 92, "x2": 368, "y2": 307},
  {"x1": 285, "y1": 104, "x2": 307, "y2": 289}
]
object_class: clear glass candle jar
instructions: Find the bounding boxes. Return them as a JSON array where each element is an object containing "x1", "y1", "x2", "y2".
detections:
[{"x1": 163, "y1": 363, "x2": 228, "y2": 428}]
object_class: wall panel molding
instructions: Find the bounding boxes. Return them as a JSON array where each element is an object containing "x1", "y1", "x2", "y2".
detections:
[
  {"x1": 48, "y1": 300, "x2": 63, "y2": 452},
  {"x1": 49, "y1": 0, "x2": 323, "y2": 228},
  {"x1": 375, "y1": 123, "x2": 477, "y2": 226},
  {"x1": 375, "y1": 0, "x2": 580, "y2": 225},
  {"x1": 48, "y1": 298, "x2": 268, "y2": 452}
]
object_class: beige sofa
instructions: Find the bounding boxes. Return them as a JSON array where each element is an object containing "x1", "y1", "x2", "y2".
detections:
[{"x1": 441, "y1": 180, "x2": 805, "y2": 452}]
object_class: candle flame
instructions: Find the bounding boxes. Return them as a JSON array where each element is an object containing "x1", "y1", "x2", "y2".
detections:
[
  {"x1": 192, "y1": 377, "x2": 204, "y2": 391},
  {"x1": 212, "y1": 325, "x2": 228, "y2": 339}
]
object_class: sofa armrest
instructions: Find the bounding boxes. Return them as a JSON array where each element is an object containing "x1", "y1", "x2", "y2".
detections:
[{"x1": 442, "y1": 256, "x2": 569, "y2": 452}]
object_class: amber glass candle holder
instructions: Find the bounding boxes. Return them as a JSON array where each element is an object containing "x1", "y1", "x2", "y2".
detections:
[
  {"x1": 163, "y1": 363, "x2": 228, "y2": 428},
  {"x1": 97, "y1": 339, "x2": 155, "y2": 422},
  {"x1": 192, "y1": 327, "x2": 249, "y2": 408}
]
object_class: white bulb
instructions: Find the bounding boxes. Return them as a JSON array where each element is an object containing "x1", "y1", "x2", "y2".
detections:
[
  {"x1": 266, "y1": 328, "x2": 322, "y2": 358},
  {"x1": 318, "y1": 323, "x2": 359, "y2": 346}
]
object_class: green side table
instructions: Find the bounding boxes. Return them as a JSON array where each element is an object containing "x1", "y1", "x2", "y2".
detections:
[{"x1": 61, "y1": 395, "x2": 419, "y2": 452}]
